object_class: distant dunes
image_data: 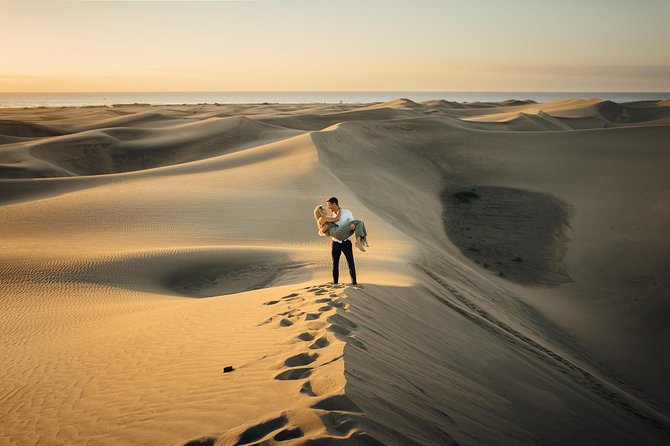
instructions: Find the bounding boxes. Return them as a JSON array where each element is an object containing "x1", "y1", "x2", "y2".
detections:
[
  {"x1": 0, "y1": 115, "x2": 300, "y2": 177},
  {"x1": 2, "y1": 98, "x2": 668, "y2": 179},
  {"x1": 461, "y1": 98, "x2": 670, "y2": 128}
]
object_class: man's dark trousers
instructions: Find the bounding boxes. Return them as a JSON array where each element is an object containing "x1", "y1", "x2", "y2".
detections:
[{"x1": 332, "y1": 239, "x2": 357, "y2": 284}]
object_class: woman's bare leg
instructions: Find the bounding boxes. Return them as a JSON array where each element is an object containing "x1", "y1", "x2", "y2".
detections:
[
  {"x1": 314, "y1": 206, "x2": 329, "y2": 231},
  {"x1": 355, "y1": 235, "x2": 366, "y2": 252}
]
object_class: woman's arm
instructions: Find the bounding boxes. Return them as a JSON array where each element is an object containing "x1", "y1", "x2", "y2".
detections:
[{"x1": 320, "y1": 209, "x2": 341, "y2": 223}]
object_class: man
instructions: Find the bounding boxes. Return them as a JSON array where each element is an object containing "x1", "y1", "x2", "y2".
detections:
[{"x1": 324, "y1": 197, "x2": 358, "y2": 286}]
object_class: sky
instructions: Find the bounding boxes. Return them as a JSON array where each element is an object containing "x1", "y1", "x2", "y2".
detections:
[{"x1": 1, "y1": 0, "x2": 668, "y2": 92}]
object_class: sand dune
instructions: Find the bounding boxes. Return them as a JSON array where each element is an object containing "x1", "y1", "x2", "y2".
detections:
[
  {"x1": 0, "y1": 116, "x2": 300, "y2": 178},
  {"x1": 461, "y1": 98, "x2": 670, "y2": 128},
  {"x1": 0, "y1": 119, "x2": 66, "y2": 138},
  {"x1": 353, "y1": 98, "x2": 423, "y2": 111},
  {"x1": 1, "y1": 98, "x2": 670, "y2": 445},
  {"x1": 419, "y1": 99, "x2": 467, "y2": 109},
  {"x1": 258, "y1": 107, "x2": 420, "y2": 131}
]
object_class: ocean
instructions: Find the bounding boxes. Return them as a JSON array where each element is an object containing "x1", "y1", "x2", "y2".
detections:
[{"x1": 1, "y1": 91, "x2": 669, "y2": 109}]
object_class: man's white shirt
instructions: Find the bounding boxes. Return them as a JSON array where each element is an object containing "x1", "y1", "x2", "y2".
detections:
[{"x1": 332, "y1": 208, "x2": 353, "y2": 243}]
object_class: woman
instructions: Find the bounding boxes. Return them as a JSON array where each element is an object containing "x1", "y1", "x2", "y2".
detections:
[{"x1": 314, "y1": 203, "x2": 369, "y2": 252}]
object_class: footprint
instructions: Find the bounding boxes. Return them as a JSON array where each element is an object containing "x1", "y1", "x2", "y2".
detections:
[
  {"x1": 274, "y1": 368, "x2": 313, "y2": 380},
  {"x1": 257, "y1": 317, "x2": 273, "y2": 326},
  {"x1": 234, "y1": 415, "x2": 288, "y2": 445},
  {"x1": 279, "y1": 319, "x2": 294, "y2": 327},
  {"x1": 348, "y1": 336, "x2": 367, "y2": 351},
  {"x1": 311, "y1": 394, "x2": 362, "y2": 412},
  {"x1": 329, "y1": 293, "x2": 338, "y2": 297},
  {"x1": 329, "y1": 299, "x2": 346, "y2": 308},
  {"x1": 318, "y1": 305, "x2": 332, "y2": 312},
  {"x1": 284, "y1": 352, "x2": 318, "y2": 367},
  {"x1": 297, "y1": 332, "x2": 315, "y2": 341},
  {"x1": 184, "y1": 437, "x2": 216, "y2": 446},
  {"x1": 327, "y1": 324, "x2": 351, "y2": 336},
  {"x1": 327, "y1": 314, "x2": 357, "y2": 329},
  {"x1": 304, "y1": 376, "x2": 341, "y2": 397},
  {"x1": 318, "y1": 412, "x2": 357, "y2": 437},
  {"x1": 307, "y1": 321, "x2": 327, "y2": 330},
  {"x1": 279, "y1": 309, "x2": 304, "y2": 317},
  {"x1": 263, "y1": 300, "x2": 280, "y2": 306},
  {"x1": 305, "y1": 313, "x2": 320, "y2": 321},
  {"x1": 282, "y1": 293, "x2": 300, "y2": 299},
  {"x1": 315, "y1": 298, "x2": 331, "y2": 303},
  {"x1": 300, "y1": 381, "x2": 316, "y2": 397},
  {"x1": 274, "y1": 427, "x2": 304, "y2": 441},
  {"x1": 309, "y1": 336, "x2": 330, "y2": 350}
]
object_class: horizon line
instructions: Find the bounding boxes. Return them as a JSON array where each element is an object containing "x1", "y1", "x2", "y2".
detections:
[{"x1": 2, "y1": 90, "x2": 669, "y2": 94}]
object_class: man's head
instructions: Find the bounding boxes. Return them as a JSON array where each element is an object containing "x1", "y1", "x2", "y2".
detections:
[{"x1": 327, "y1": 197, "x2": 339, "y2": 212}]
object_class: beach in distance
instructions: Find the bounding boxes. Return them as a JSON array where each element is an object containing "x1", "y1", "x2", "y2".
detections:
[{"x1": 1, "y1": 97, "x2": 670, "y2": 445}]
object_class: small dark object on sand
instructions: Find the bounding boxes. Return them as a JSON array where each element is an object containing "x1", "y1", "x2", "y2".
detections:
[
  {"x1": 223, "y1": 366, "x2": 235, "y2": 373},
  {"x1": 453, "y1": 191, "x2": 480, "y2": 203}
]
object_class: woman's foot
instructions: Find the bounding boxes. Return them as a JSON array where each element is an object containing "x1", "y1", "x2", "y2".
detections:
[{"x1": 355, "y1": 240, "x2": 366, "y2": 252}]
